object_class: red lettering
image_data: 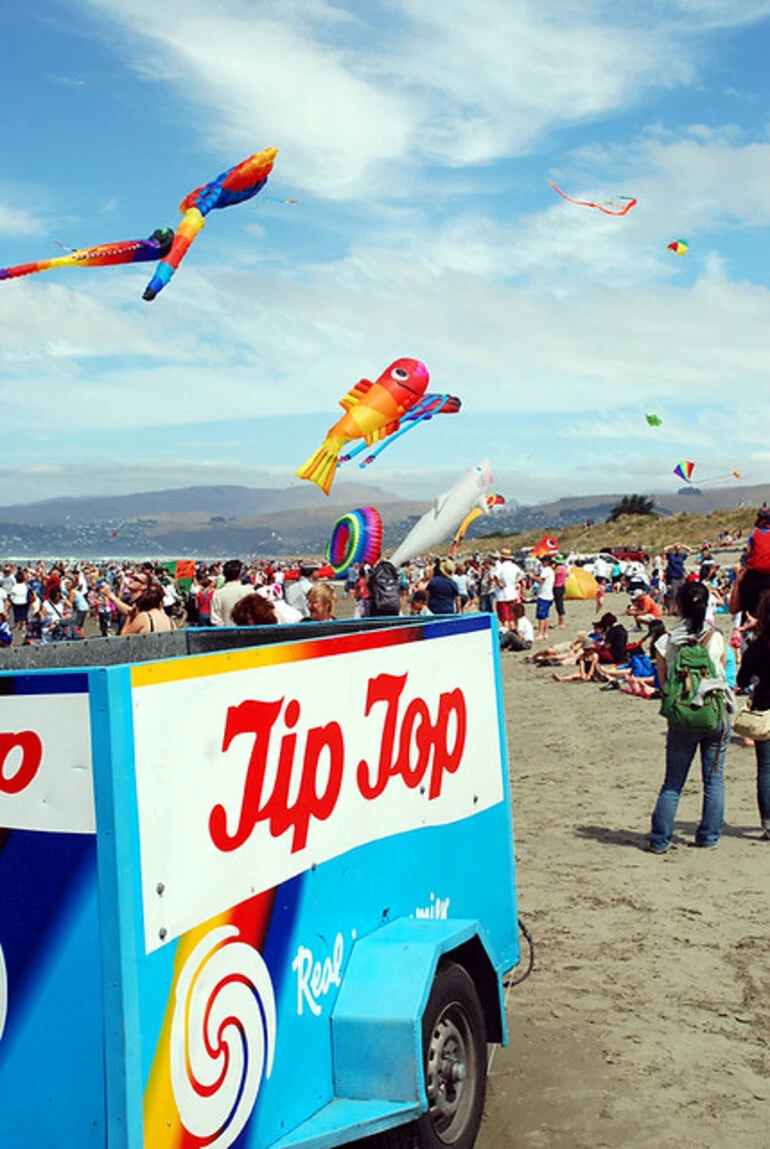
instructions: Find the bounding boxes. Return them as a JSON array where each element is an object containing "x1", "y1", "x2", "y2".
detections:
[
  {"x1": 430, "y1": 688, "x2": 467, "y2": 799},
  {"x1": 357, "y1": 673, "x2": 468, "y2": 802},
  {"x1": 397, "y1": 698, "x2": 432, "y2": 788},
  {"x1": 209, "y1": 698, "x2": 345, "y2": 855},
  {"x1": 209, "y1": 699, "x2": 283, "y2": 852},
  {"x1": 293, "y1": 722, "x2": 344, "y2": 851},
  {"x1": 0, "y1": 732, "x2": 43, "y2": 795},
  {"x1": 356, "y1": 674, "x2": 407, "y2": 799}
]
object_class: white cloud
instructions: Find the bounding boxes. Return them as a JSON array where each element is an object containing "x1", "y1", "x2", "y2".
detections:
[
  {"x1": 0, "y1": 199, "x2": 47, "y2": 239},
  {"x1": 78, "y1": 0, "x2": 770, "y2": 198},
  {"x1": 2, "y1": 239, "x2": 769, "y2": 435}
]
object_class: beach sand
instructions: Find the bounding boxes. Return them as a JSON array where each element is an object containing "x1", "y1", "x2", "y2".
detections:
[{"x1": 478, "y1": 595, "x2": 769, "y2": 1149}]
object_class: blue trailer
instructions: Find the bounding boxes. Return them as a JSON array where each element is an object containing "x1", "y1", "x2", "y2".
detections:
[{"x1": 0, "y1": 613, "x2": 519, "y2": 1148}]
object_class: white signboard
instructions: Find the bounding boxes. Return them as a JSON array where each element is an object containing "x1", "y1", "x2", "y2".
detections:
[
  {"x1": 132, "y1": 628, "x2": 504, "y2": 953},
  {"x1": 0, "y1": 693, "x2": 95, "y2": 834}
]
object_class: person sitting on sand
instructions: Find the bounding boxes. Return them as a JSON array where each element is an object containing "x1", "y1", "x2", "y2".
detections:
[
  {"x1": 501, "y1": 602, "x2": 534, "y2": 651},
  {"x1": 626, "y1": 590, "x2": 662, "y2": 629},
  {"x1": 600, "y1": 621, "x2": 666, "y2": 696},
  {"x1": 552, "y1": 639, "x2": 600, "y2": 683},
  {"x1": 593, "y1": 612, "x2": 628, "y2": 664},
  {"x1": 530, "y1": 632, "x2": 589, "y2": 666}
]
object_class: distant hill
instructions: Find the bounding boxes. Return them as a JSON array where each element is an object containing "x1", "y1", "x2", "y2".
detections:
[
  {"x1": 1, "y1": 479, "x2": 767, "y2": 559},
  {"x1": 0, "y1": 482, "x2": 430, "y2": 558},
  {"x1": 0, "y1": 482, "x2": 409, "y2": 525}
]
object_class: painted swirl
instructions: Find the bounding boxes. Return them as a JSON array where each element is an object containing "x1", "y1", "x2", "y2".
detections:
[{"x1": 170, "y1": 924, "x2": 276, "y2": 1148}]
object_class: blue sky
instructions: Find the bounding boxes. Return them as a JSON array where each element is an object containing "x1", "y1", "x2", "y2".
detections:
[{"x1": 2, "y1": 0, "x2": 770, "y2": 508}]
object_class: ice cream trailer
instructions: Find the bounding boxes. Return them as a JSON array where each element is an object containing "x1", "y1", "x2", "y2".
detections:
[{"x1": 0, "y1": 613, "x2": 519, "y2": 1149}]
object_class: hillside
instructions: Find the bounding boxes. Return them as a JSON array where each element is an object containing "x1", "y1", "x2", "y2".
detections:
[{"x1": 459, "y1": 506, "x2": 761, "y2": 559}]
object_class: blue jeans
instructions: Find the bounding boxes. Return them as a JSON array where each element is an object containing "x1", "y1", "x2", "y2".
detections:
[
  {"x1": 649, "y1": 722, "x2": 729, "y2": 850},
  {"x1": 754, "y1": 739, "x2": 770, "y2": 831}
]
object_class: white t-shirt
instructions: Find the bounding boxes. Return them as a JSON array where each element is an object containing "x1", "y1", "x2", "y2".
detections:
[
  {"x1": 538, "y1": 567, "x2": 555, "y2": 602},
  {"x1": 8, "y1": 582, "x2": 29, "y2": 606},
  {"x1": 517, "y1": 615, "x2": 534, "y2": 643},
  {"x1": 655, "y1": 624, "x2": 726, "y2": 677},
  {"x1": 494, "y1": 560, "x2": 523, "y2": 603}
]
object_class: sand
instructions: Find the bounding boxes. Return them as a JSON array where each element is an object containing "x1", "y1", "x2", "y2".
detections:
[{"x1": 478, "y1": 595, "x2": 769, "y2": 1149}]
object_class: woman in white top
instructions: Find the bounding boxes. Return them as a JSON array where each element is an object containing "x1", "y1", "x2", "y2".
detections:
[
  {"x1": 8, "y1": 573, "x2": 30, "y2": 630},
  {"x1": 648, "y1": 580, "x2": 730, "y2": 853}
]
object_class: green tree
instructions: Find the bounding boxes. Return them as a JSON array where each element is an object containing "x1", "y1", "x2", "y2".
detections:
[{"x1": 607, "y1": 494, "x2": 656, "y2": 522}]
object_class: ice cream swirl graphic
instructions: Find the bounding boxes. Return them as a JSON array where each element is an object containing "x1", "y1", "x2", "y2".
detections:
[
  {"x1": 0, "y1": 944, "x2": 7, "y2": 1043},
  {"x1": 170, "y1": 925, "x2": 276, "y2": 1148}
]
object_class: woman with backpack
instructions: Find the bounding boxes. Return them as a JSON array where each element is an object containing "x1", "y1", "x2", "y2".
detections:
[
  {"x1": 735, "y1": 589, "x2": 770, "y2": 840},
  {"x1": 648, "y1": 580, "x2": 731, "y2": 854}
]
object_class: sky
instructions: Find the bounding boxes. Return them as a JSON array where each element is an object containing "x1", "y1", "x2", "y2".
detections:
[{"x1": 2, "y1": 0, "x2": 770, "y2": 509}]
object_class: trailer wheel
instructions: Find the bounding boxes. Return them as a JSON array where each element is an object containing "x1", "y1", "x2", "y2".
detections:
[{"x1": 364, "y1": 961, "x2": 487, "y2": 1149}]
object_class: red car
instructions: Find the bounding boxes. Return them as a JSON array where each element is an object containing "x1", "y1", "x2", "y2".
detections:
[{"x1": 601, "y1": 545, "x2": 650, "y2": 563}]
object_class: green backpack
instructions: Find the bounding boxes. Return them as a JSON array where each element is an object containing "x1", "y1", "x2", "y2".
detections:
[{"x1": 660, "y1": 631, "x2": 725, "y2": 733}]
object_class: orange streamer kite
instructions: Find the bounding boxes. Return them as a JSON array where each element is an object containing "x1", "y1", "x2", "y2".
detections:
[{"x1": 547, "y1": 179, "x2": 637, "y2": 216}]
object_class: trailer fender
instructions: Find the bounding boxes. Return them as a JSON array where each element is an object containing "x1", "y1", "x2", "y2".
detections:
[{"x1": 331, "y1": 917, "x2": 503, "y2": 1106}]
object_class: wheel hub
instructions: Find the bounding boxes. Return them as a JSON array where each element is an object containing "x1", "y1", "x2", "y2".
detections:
[{"x1": 426, "y1": 1006, "x2": 475, "y2": 1143}]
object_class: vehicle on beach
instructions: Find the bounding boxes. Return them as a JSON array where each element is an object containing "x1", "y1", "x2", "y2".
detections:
[
  {"x1": 598, "y1": 545, "x2": 650, "y2": 563},
  {"x1": 0, "y1": 613, "x2": 520, "y2": 1149}
]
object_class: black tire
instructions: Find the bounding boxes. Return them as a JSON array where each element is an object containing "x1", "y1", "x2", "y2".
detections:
[{"x1": 361, "y1": 961, "x2": 487, "y2": 1149}]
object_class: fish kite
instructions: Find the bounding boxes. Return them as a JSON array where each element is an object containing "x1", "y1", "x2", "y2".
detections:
[
  {"x1": 0, "y1": 228, "x2": 174, "y2": 282},
  {"x1": 667, "y1": 239, "x2": 688, "y2": 256},
  {"x1": 673, "y1": 461, "x2": 695, "y2": 482},
  {"x1": 531, "y1": 536, "x2": 560, "y2": 559},
  {"x1": 645, "y1": 413, "x2": 663, "y2": 427},
  {"x1": 142, "y1": 146, "x2": 278, "y2": 301},
  {"x1": 297, "y1": 358, "x2": 431, "y2": 495},
  {"x1": 547, "y1": 180, "x2": 637, "y2": 217},
  {"x1": 338, "y1": 393, "x2": 462, "y2": 470},
  {"x1": 326, "y1": 507, "x2": 383, "y2": 576},
  {"x1": 450, "y1": 493, "x2": 506, "y2": 556},
  {"x1": 389, "y1": 460, "x2": 494, "y2": 568}
]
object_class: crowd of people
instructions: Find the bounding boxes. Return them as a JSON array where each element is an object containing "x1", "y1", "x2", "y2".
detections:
[
  {"x1": 2, "y1": 513, "x2": 769, "y2": 847},
  {"x1": 0, "y1": 557, "x2": 346, "y2": 645}
]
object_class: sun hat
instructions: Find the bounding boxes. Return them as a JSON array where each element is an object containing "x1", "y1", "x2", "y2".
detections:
[
  {"x1": 440, "y1": 559, "x2": 456, "y2": 578},
  {"x1": 500, "y1": 548, "x2": 512, "y2": 557}
]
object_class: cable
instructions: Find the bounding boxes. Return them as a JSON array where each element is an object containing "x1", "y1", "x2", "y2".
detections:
[{"x1": 505, "y1": 916, "x2": 535, "y2": 988}]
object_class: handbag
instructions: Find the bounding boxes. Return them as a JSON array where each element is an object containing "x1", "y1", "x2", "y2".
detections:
[{"x1": 732, "y1": 700, "x2": 770, "y2": 741}]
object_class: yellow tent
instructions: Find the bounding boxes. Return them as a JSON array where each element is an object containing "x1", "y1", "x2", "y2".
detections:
[{"x1": 564, "y1": 567, "x2": 598, "y2": 600}]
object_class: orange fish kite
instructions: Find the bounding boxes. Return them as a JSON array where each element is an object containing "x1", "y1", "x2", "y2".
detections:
[{"x1": 296, "y1": 358, "x2": 430, "y2": 494}]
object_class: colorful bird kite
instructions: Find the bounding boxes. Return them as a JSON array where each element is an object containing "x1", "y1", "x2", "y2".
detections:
[
  {"x1": 450, "y1": 493, "x2": 506, "y2": 555},
  {"x1": 645, "y1": 413, "x2": 663, "y2": 427},
  {"x1": 673, "y1": 461, "x2": 695, "y2": 482},
  {"x1": 0, "y1": 228, "x2": 174, "y2": 282},
  {"x1": 326, "y1": 507, "x2": 383, "y2": 575},
  {"x1": 142, "y1": 146, "x2": 278, "y2": 301},
  {"x1": 547, "y1": 179, "x2": 637, "y2": 216},
  {"x1": 297, "y1": 358, "x2": 431, "y2": 495},
  {"x1": 667, "y1": 239, "x2": 688, "y2": 256},
  {"x1": 338, "y1": 393, "x2": 462, "y2": 470}
]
